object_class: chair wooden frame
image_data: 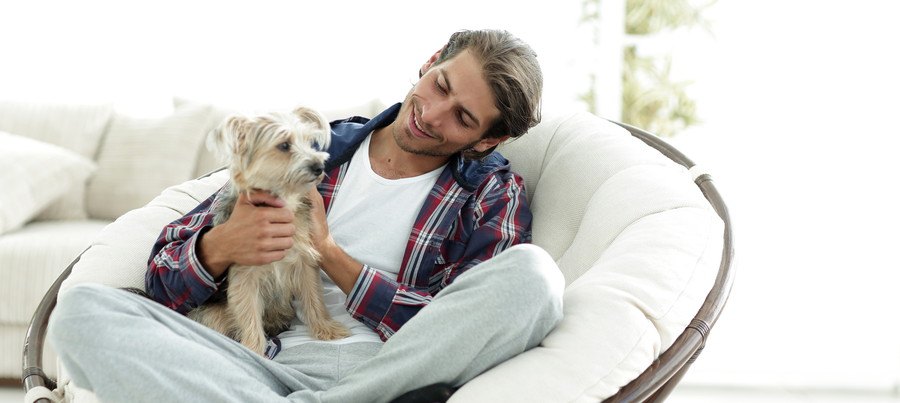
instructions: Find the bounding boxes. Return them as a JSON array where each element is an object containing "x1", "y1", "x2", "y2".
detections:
[
  {"x1": 22, "y1": 121, "x2": 734, "y2": 403},
  {"x1": 600, "y1": 122, "x2": 735, "y2": 402}
]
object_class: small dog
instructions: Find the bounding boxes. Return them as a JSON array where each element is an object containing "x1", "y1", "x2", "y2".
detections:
[{"x1": 188, "y1": 106, "x2": 349, "y2": 355}]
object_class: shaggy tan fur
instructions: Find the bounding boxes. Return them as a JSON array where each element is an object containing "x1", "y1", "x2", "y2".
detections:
[{"x1": 188, "y1": 106, "x2": 349, "y2": 355}]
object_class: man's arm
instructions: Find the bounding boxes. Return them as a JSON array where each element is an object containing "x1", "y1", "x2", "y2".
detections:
[
  {"x1": 308, "y1": 172, "x2": 532, "y2": 340},
  {"x1": 147, "y1": 189, "x2": 296, "y2": 313},
  {"x1": 146, "y1": 193, "x2": 221, "y2": 313}
]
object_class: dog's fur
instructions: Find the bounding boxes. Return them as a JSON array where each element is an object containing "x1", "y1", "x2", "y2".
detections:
[{"x1": 188, "y1": 106, "x2": 349, "y2": 355}]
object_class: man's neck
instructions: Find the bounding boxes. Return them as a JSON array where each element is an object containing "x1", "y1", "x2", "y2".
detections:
[{"x1": 368, "y1": 126, "x2": 450, "y2": 180}]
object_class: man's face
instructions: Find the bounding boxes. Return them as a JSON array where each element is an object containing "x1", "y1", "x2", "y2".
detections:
[{"x1": 392, "y1": 49, "x2": 502, "y2": 158}]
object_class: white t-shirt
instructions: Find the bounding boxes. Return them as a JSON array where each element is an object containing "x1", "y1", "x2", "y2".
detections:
[{"x1": 278, "y1": 134, "x2": 442, "y2": 349}]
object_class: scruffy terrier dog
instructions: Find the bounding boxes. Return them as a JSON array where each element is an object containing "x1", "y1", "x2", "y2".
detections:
[{"x1": 188, "y1": 106, "x2": 349, "y2": 355}]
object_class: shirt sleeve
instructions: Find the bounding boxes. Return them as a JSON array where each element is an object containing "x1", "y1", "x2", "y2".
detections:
[
  {"x1": 344, "y1": 172, "x2": 532, "y2": 340},
  {"x1": 145, "y1": 191, "x2": 223, "y2": 314}
]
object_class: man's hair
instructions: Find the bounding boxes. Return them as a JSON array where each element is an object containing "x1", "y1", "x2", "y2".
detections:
[{"x1": 434, "y1": 29, "x2": 543, "y2": 160}]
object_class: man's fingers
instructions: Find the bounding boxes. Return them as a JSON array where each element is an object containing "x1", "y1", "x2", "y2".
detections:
[
  {"x1": 262, "y1": 237, "x2": 294, "y2": 252},
  {"x1": 262, "y1": 223, "x2": 296, "y2": 240}
]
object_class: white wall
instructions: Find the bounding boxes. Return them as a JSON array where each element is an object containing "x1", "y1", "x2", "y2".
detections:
[
  {"x1": 662, "y1": 0, "x2": 900, "y2": 393},
  {"x1": 0, "y1": 0, "x2": 590, "y2": 117}
]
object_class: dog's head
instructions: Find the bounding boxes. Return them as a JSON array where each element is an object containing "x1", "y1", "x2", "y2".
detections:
[{"x1": 208, "y1": 106, "x2": 331, "y2": 196}]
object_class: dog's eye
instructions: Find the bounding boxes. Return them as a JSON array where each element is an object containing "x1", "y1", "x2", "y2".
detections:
[{"x1": 277, "y1": 142, "x2": 292, "y2": 152}]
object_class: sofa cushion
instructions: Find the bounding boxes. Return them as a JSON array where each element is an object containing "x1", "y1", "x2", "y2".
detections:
[
  {"x1": 0, "y1": 220, "x2": 108, "y2": 324},
  {"x1": 0, "y1": 101, "x2": 114, "y2": 220},
  {"x1": 0, "y1": 101, "x2": 113, "y2": 159},
  {"x1": 0, "y1": 131, "x2": 97, "y2": 234},
  {"x1": 86, "y1": 104, "x2": 216, "y2": 220},
  {"x1": 172, "y1": 98, "x2": 237, "y2": 178},
  {"x1": 62, "y1": 170, "x2": 229, "y2": 294}
]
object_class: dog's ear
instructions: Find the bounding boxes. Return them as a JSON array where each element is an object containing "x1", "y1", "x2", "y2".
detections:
[
  {"x1": 207, "y1": 115, "x2": 252, "y2": 165},
  {"x1": 292, "y1": 106, "x2": 331, "y2": 149}
]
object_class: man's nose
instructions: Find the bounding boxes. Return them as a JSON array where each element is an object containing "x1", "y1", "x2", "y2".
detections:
[{"x1": 420, "y1": 99, "x2": 450, "y2": 127}]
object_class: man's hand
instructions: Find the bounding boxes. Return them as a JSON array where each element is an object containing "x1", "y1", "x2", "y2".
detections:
[
  {"x1": 198, "y1": 191, "x2": 296, "y2": 279},
  {"x1": 306, "y1": 187, "x2": 363, "y2": 294}
]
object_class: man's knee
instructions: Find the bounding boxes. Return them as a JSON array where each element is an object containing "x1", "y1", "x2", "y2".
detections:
[
  {"x1": 49, "y1": 284, "x2": 126, "y2": 346},
  {"x1": 502, "y1": 244, "x2": 564, "y2": 296},
  {"x1": 494, "y1": 244, "x2": 565, "y2": 319},
  {"x1": 55, "y1": 283, "x2": 121, "y2": 315}
]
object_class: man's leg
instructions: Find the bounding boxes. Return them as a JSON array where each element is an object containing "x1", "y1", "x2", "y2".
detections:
[
  {"x1": 48, "y1": 283, "x2": 326, "y2": 403},
  {"x1": 316, "y1": 244, "x2": 565, "y2": 403}
]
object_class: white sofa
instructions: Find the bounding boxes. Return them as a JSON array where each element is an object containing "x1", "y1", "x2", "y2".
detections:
[
  {"x1": 12, "y1": 101, "x2": 726, "y2": 402},
  {"x1": 0, "y1": 99, "x2": 385, "y2": 384}
]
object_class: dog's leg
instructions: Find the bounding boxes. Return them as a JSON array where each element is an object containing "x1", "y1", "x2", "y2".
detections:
[
  {"x1": 227, "y1": 267, "x2": 269, "y2": 355},
  {"x1": 292, "y1": 259, "x2": 350, "y2": 340},
  {"x1": 188, "y1": 303, "x2": 240, "y2": 340}
]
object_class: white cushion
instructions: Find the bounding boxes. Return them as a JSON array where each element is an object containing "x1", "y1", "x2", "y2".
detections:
[
  {"x1": 1, "y1": 325, "x2": 59, "y2": 379},
  {"x1": 62, "y1": 170, "x2": 229, "y2": 294},
  {"x1": 0, "y1": 101, "x2": 114, "y2": 220},
  {"x1": 86, "y1": 104, "x2": 215, "y2": 220},
  {"x1": 0, "y1": 101, "x2": 113, "y2": 159},
  {"x1": 0, "y1": 131, "x2": 98, "y2": 234},
  {"x1": 172, "y1": 98, "x2": 238, "y2": 178},
  {"x1": 0, "y1": 220, "x2": 108, "y2": 323},
  {"x1": 451, "y1": 112, "x2": 723, "y2": 402}
]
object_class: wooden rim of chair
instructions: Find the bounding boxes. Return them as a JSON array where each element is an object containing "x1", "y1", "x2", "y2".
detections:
[
  {"x1": 600, "y1": 121, "x2": 735, "y2": 402},
  {"x1": 22, "y1": 252, "x2": 78, "y2": 400},
  {"x1": 22, "y1": 125, "x2": 733, "y2": 402}
]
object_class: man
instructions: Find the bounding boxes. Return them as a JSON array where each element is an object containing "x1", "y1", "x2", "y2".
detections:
[{"x1": 49, "y1": 29, "x2": 563, "y2": 403}]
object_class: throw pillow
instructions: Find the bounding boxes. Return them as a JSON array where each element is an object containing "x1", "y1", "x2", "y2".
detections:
[
  {"x1": 86, "y1": 104, "x2": 214, "y2": 220},
  {"x1": 0, "y1": 131, "x2": 98, "y2": 234},
  {"x1": 0, "y1": 101, "x2": 114, "y2": 220}
]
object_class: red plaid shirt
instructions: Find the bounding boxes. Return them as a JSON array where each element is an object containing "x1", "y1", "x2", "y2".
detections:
[{"x1": 147, "y1": 104, "x2": 532, "y2": 340}]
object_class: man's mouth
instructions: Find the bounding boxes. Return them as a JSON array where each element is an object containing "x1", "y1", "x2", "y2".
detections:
[{"x1": 408, "y1": 109, "x2": 434, "y2": 140}]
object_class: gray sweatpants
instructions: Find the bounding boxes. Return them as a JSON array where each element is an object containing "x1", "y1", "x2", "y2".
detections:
[{"x1": 48, "y1": 244, "x2": 564, "y2": 403}]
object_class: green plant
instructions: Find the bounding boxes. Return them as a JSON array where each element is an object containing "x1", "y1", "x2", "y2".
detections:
[
  {"x1": 581, "y1": 0, "x2": 714, "y2": 136},
  {"x1": 622, "y1": 46, "x2": 699, "y2": 136}
]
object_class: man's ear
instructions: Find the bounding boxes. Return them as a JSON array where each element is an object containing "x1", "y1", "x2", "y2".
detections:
[
  {"x1": 419, "y1": 47, "x2": 445, "y2": 78},
  {"x1": 472, "y1": 135, "x2": 511, "y2": 153}
]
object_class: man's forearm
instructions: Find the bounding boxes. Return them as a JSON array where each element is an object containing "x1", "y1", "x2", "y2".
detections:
[
  {"x1": 317, "y1": 238, "x2": 364, "y2": 295},
  {"x1": 197, "y1": 226, "x2": 231, "y2": 280}
]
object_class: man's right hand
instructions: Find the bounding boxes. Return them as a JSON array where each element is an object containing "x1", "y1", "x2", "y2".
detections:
[{"x1": 197, "y1": 191, "x2": 296, "y2": 280}]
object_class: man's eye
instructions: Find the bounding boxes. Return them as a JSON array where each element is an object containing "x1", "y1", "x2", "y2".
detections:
[
  {"x1": 458, "y1": 113, "x2": 470, "y2": 128},
  {"x1": 435, "y1": 79, "x2": 447, "y2": 94},
  {"x1": 277, "y1": 142, "x2": 291, "y2": 152}
]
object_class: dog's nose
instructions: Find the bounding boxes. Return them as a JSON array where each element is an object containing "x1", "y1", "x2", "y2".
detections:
[{"x1": 310, "y1": 163, "x2": 324, "y2": 177}]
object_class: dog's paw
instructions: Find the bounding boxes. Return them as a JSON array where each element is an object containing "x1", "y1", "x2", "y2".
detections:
[{"x1": 311, "y1": 320, "x2": 351, "y2": 341}]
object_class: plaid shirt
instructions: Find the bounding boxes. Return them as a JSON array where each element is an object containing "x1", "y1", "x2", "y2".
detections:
[{"x1": 146, "y1": 103, "x2": 532, "y2": 340}]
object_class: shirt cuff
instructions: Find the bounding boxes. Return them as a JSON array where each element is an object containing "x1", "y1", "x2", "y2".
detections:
[
  {"x1": 345, "y1": 264, "x2": 398, "y2": 329},
  {"x1": 185, "y1": 228, "x2": 219, "y2": 291}
]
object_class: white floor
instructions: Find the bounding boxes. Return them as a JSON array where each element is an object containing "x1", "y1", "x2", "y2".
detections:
[{"x1": 4, "y1": 385, "x2": 900, "y2": 403}]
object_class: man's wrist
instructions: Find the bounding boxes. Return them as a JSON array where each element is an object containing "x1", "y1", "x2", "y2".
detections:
[
  {"x1": 198, "y1": 226, "x2": 231, "y2": 280},
  {"x1": 318, "y1": 238, "x2": 363, "y2": 295}
]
